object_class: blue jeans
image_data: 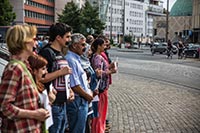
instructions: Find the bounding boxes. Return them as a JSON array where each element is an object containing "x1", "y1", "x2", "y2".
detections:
[
  {"x1": 67, "y1": 96, "x2": 88, "y2": 133},
  {"x1": 49, "y1": 103, "x2": 67, "y2": 133}
]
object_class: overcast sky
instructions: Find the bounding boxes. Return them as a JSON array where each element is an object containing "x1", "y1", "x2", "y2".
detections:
[{"x1": 163, "y1": 0, "x2": 176, "y2": 11}]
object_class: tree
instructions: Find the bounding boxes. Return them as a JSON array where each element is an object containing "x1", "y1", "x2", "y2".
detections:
[
  {"x1": 0, "y1": 0, "x2": 16, "y2": 26},
  {"x1": 80, "y1": 1, "x2": 105, "y2": 36},
  {"x1": 124, "y1": 35, "x2": 133, "y2": 44},
  {"x1": 58, "y1": 1, "x2": 105, "y2": 36},
  {"x1": 58, "y1": 2, "x2": 81, "y2": 33}
]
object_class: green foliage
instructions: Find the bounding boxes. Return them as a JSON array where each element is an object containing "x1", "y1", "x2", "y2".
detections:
[
  {"x1": 58, "y1": 0, "x2": 105, "y2": 36},
  {"x1": 0, "y1": 0, "x2": 16, "y2": 26},
  {"x1": 58, "y1": 2, "x2": 81, "y2": 33},
  {"x1": 124, "y1": 35, "x2": 133, "y2": 44},
  {"x1": 110, "y1": 38, "x2": 114, "y2": 45}
]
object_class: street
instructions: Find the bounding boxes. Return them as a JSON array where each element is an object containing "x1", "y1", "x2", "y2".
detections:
[{"x1": 107, "y1": 48, "x2": 200, "y2": 133}]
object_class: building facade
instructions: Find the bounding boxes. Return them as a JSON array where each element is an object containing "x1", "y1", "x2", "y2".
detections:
[
  {"x1": 10, "y1": 0, "x2": 55, "y2": 26},
  {"x1": 153, "y1": 0, "x2": 200, "y2": 43},
  {"x1": 9, "y1": 0, "x2": 86, "y2": 26},
  {"x1": 8, "y1": 0, "x2": 167, "y2": 43},
  {"x1": 103, "y1": 0, "x2": 164, "y2": 43},
  {"x1": 192, "y1": 0, "x2": 200, "y2": 43}
]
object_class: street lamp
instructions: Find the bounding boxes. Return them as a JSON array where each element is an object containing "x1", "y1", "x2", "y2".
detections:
[
  {"x1": 110, "y1": 0, "x2": 113, "y2": 41},
  {"x1": 166, "y1": 0, "x2": 169, "y2": 42},
  {"x1": 122, "y1": 0, "x2": 125, "y2": 43}
]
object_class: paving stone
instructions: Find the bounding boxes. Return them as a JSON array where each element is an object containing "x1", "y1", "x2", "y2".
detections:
[{"x1": 108, "y1": 73, "x2": 200, "y2": 133}]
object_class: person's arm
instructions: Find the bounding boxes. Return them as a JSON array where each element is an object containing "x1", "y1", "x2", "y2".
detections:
[
  {"x1": 16, "y1": 108, "x2": 50, "y2": 122},
  {"x1": 39, "y1": 48, "x2": 72, "y2": 83},
  {"x1": 68, "y1": 59, "x2": 93, "y2": 102},
  {"x1": 93, "y1": 55, "x2": 111, "y2": 77},
  {"x1": 71, "y1": 85, "x2": 93, "y2": 102},
  {"x1": 41, "y1": 66, "x2": 72, "y2": 83},
  {"x1": 0, "y1": 64, "x2": 49, "y2": 122}
]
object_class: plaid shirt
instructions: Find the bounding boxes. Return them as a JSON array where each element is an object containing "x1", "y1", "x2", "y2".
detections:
[{"x1": 0, "y1": 60, "x2": 41, "y2": 132}]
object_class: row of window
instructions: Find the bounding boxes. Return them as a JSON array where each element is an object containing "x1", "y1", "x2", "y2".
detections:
[
  {"x1": 47, "y1": 0, "x2": 54, "y2": 2},
  {"x1": 108, "y1": 7, "x2": 124, "y2": 15},
  {"x1": 27, "y1": 22, "x2": 50, "y2": 26},
  {"x1": 111, "y1": 0, "x2": 123, "y2": 6},
  {"x1": 129, "y1": 19, "x2": 143, "y2": 25},
  {"x1": 129, "y1": 27, "x2": 143, "y2": 33},
  {"x1": 25, "y1": 10, "x2": 54, "y2": 21},
  {"x1": 107, "y1": 17, "x2": 123, "y2": 23},
  {"x1": 130, "y1": 11, "x2": 143, "y2": 17},
  {"x1": 130, "y1": 3, "x2": 143, "y2": 10},
  {"x1": 148, "y1": 6, "x2": 163, "y2": 13},
  {"x1": 24, "y1": 0, "x2": 54, "y2": 12},
  {"x1": 106, "y1": 26, "x2": 123, "y2": 33}
]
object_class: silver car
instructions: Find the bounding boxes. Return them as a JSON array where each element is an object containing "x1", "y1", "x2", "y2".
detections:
[{"x1": 151, "y1": 42, "x2": 177, "y2": 55}]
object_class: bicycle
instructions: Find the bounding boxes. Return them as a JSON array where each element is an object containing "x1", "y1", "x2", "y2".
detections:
[{"x1": 166, "y1": 48, "x2": 173, "y2": 59}]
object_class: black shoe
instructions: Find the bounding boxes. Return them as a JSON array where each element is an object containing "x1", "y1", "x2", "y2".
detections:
[{"x1": 106, "y1": 119, "x2": 110, "y2": 124}]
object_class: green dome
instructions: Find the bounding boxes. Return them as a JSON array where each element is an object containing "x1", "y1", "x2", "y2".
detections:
[{"x1": 170, "y1": 0, "x2": 192, "y2": 16}]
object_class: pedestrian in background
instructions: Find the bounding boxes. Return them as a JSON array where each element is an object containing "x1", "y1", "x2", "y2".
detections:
[
  {"x1": 86, "y1": 35, "x2": 94, "y2": 45},
  {"x1": 0, "y1": 24, "x2": 49, "y2": 132},
  {"x1": 178, "y1": 40, "x2": 184, "y2": 59},
  {"x1": 39, "y1": 23, "x2": 74, "y2": 133},
  {"x1": 166, "y1": 39, "x2": 173, "y2": 58},
  {"x1": 65, "y1": 33, "x2": 93, "y2": 133}
]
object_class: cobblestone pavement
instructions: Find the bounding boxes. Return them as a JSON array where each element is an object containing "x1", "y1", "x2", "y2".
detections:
[{"x1": 107, "y1": 73, "x2": 200, "y2": 133}]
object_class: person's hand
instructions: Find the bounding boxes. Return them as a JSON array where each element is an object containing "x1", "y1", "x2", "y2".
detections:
[
  {"x1": 35, "y1": 108, "x2": 50, "y2": 122},
  {"x1": 95, "y1": 68, "x2": 102, "y2": 77},
  {"x1": 60, "y1": 66, "x2": 72, "y2": 75},
  {"x1": 109, "y1": 62, "x2": 115, "y2": 69},
  {"x1": 85, "y1": 93, "x2": 93, "y2": 103},
  {"x1": 68, "y1": 89, "x2": 75, "y2": 102},
  {"x1": 93, "y1": 89, "x2": 99, "y2": 97},
  {"x1": 48, "y1": 88, "x2": 57, "y2": 105},
  {"x1": 110, "y1": 68, "x2": 117, "y2": 74}
]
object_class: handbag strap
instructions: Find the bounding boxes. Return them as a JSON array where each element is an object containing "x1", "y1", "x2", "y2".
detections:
[{"x1": 10, "y1": 59, "x2": 38, "y2": 92}]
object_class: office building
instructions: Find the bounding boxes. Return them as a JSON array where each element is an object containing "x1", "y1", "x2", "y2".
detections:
[
  {"x1": 102, "y1": 0, "x2": 165, "y2": 43},
  {"x1": 10, "y1": 0, "x2": 55, "y2": 26}
]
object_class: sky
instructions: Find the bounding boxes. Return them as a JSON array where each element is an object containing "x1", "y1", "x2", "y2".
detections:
[{"x1": 163, "y1": 0, "x2": 177, "y2": 11}]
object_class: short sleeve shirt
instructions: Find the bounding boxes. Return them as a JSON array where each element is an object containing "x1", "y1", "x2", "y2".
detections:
[
  {"x1": 65, "y1": 51, "x2": 89, "y2": 96},
  {"x1": 39, "y1": 46, "x2": 69, "y2": 104}
]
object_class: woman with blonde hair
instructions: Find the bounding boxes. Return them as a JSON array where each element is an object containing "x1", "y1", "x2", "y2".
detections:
[{"x1": 0, "y1": 24, "x2": 49, "y2": 132}]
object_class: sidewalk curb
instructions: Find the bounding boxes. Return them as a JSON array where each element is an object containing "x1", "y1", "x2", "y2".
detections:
[{"x1": 117, "y1": 48, "x2": 144, "y2": 53}]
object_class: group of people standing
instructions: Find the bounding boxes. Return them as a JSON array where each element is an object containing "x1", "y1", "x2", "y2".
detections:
[{"x1": 0, "y1": 22, "x2": 117, "y2": 133}]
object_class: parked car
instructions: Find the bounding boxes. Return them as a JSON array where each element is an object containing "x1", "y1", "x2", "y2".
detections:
[
  {"x1": 151, "y1": 42, "x2": 166, "y2": 55},
  {"x1": 0, "y1": 58, "x2": 8, "y2": 83},
  {"x1": 0, "y1": 43, "x2": 9, "y2": 61},
  {"x1": 151, "y1": 42, "x2": 177, "y2": 55},
  {"x1": 184, "y1": 44, "x2": 200, "y2": 58}
]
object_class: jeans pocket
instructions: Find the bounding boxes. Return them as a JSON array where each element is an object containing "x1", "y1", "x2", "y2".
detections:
[{"x1": 52, "y1": 105, "x2": 63, "y2": 114}]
